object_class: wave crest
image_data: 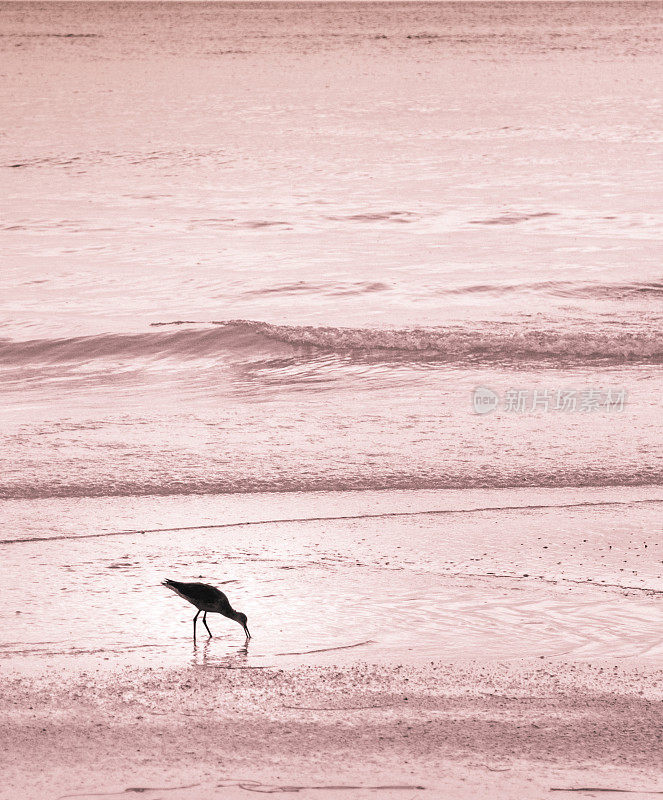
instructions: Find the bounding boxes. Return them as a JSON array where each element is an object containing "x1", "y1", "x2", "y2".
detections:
[{"x1": 0, "y1": 319, "x2": 661, "y2": 367}]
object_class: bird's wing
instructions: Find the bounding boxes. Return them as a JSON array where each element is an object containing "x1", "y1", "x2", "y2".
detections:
[{"x1": 163, "y1": 580, "x2": 233, "y2": 612}]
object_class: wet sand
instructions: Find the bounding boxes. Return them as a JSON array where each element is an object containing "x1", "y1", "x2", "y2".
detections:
[{"x1": 3, "y1": 658, "x2": 663, "y2": 800}]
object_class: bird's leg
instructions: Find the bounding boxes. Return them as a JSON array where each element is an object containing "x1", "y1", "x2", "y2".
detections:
[
  {"x1": 203, "y1": 611, "x2": 213, "y2": 638},
  {"x1": 193, "y1": 610, "x2": 200, "y2": 640}
]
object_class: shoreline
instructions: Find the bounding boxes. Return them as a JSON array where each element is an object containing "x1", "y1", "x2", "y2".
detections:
[
  {"x1": 3, "y1": 658, "x2": 663, "y2": 800},
  {"x1": 4, "y1": 487, "x2": 663, "y2": 796},
  {"x1": 2, "y1": 486, "x2": 663, "y2": 672}
]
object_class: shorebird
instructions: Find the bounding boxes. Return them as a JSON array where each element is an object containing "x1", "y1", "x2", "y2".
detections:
[{"x1": 162, "y1": 579, "x2": 251, "y2": 640}]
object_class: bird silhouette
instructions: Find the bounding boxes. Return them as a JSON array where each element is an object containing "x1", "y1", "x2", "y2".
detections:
[{"x1": 163, "y1": 579, "x2": 250, "y2": 640}]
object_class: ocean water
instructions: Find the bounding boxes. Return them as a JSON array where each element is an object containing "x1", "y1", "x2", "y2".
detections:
[{"x1": 1, "y1": 1, "x2": 662, "y2": 668}]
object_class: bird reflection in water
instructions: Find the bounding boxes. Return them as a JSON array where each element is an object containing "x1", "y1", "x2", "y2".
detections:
[{"x1": 192, "y1": 636, "x2": 250, "y2": 669}]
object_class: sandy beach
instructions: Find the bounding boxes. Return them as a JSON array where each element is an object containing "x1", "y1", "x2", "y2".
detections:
[
  {"x1": 3, "y1": 658, "x2": 663, "y2": 800},
  {"x1": 3, "y1": 487, "x2": 663, "y2": 798}
]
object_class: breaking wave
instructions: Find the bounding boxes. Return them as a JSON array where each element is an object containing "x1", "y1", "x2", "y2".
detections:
[{"x1": 0, "y1": 319, "x2": 661, "y2": 368}]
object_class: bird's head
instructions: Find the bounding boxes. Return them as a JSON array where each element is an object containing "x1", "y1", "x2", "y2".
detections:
[{"x1": 234, "y1": 611, "x2": 251, "y2": 639}]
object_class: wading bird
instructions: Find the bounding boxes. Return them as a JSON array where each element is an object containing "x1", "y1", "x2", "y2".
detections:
[{"x1": 162, "y1": 579, "x2": 251, "y2": 640}]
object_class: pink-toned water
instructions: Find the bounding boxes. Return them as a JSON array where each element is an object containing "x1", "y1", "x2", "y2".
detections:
[{"x1": 1, "y1": 1, "x2": 662, "y2": 670}]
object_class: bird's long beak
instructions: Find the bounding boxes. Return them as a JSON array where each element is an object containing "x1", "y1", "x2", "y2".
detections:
[{"x1": 244, "y1": 625, "x2": 251, "y2": 639}]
